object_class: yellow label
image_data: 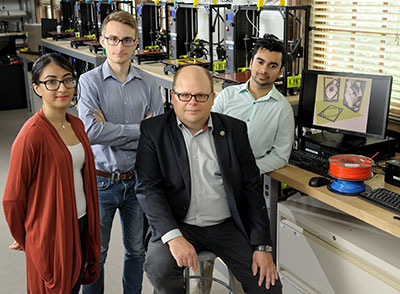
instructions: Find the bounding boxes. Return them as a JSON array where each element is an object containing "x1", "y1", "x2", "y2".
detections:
[
  {"x1": 287, "y1": 74, "x2": 301, "y2": 88},
  {"x1": 257, "y1": 0, "x2": 263, "y2": 11},
  {"x1": 281, "y1": 182, "x2": 289, "y2": 189},
  {"x1": 213, "y1": 60, "x2": 226, "y2": 72},
  {"x1": 145, "y1": 45, "x2": 160, "y2": 49},
  {"x1": 237, "y1": 67, "x2": 250, "y2": 73}
]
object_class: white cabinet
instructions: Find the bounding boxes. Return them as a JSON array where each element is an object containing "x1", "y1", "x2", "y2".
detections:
[{"x1": 277, "y1": 196, "x2": 400, "y2": 294}]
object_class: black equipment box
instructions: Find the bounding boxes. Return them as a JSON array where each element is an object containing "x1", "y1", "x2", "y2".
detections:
[
  {"x1": 385, "y1": 159, "x2": 400, "y2": 187},
  {"x1": 300, "y1": 131, "x2": 396, "y2": 162}
]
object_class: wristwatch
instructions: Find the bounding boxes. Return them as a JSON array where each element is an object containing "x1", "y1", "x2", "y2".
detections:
[{"x1": 253, "y1": 245, "x2": 273, "y2": 253}]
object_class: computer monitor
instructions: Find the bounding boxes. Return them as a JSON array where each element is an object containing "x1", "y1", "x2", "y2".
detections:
[
  {"x1": 41, "y1": 18, "x2": 57, "y2": 38},
  {"x1": 0, "y1": 36, "x2": 16, "y2": 58},
  {"x1": 298, "y1": 69, "x2": 393, "y2": 141}
]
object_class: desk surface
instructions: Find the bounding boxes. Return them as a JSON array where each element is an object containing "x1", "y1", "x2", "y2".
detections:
[
  {"x1": 17, "y1": 52, "x2": 39, "y2": 63},
  {"x1": 40, "y1": 38, "x2": 106, "y2": 66},
  {"x1": 269, "y1": 164, "x2": 400, "y2": 238},
  {"x1": 0, "y1": 32, "x2": 25, "y2": 37}
]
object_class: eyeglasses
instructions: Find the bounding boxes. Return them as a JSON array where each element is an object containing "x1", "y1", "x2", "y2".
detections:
[
  {"x1": 173, "y1": 91, "x2": 213, "y2": 103},
  {"x1": 37, "y1": 78, "x2": 76, "y2": 91},
  {"x1": 104, "y1": 36, "x2": 136, "y2": 47}
]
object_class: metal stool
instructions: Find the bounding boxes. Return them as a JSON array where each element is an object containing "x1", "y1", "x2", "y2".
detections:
[{"x1": 184, "y1": 251, "x2": 238, "y2": 294}]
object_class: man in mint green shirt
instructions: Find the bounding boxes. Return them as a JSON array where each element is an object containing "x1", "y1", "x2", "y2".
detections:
[
  {"x1": 213, "y1": 34, "x2": 294, "y2": 174},
  {"x1": 191, "y1": 34, "x2": 294, "y2": 294}
]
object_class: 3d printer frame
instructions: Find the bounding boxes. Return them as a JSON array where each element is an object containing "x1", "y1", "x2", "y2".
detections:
[{"x1": 224, "y1": 5, "x2": 311, "y2": 96}]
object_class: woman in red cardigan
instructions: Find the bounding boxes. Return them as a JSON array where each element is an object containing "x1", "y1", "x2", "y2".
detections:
[{"x1": 3, "y1": 53, "x2": 100, "y2": 294}]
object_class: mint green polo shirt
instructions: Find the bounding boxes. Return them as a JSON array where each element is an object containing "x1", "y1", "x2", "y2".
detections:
[{"x1": 212, "y1": 81, "x2": 294, "y2": 173}]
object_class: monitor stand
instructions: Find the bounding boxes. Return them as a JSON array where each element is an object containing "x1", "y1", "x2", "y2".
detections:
[{"x1": 300, "y1": 131, "x2": 395, "y2": 160}]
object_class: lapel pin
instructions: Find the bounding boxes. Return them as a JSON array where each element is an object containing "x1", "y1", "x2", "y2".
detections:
[{"x1": 220, "y1": 130, "x2": 225, "y2": 136}]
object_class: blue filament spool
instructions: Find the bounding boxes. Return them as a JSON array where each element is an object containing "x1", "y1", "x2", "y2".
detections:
[{"x1": 329, "y1": 179, "x2": 366, "y2": 195}]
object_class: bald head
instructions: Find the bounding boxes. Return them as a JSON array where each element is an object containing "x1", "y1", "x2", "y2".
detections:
[
  {"x1": 173, "y1": 65, "x2": 214, "y2": 93},
  {"x1": 170, "y1": 65, "x2": 215, "y2": 134}
]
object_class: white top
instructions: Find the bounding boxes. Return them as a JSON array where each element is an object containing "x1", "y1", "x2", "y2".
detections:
[{"x1": 67, "y1": 143, "x2": 87, "y2": 218}]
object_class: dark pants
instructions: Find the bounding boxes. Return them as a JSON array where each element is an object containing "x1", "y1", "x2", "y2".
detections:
[
  {"x1": 71, "y1": 215, "x2": 88, "y2": 294},
  {"x1": 145, "y1": 219, "x2": 282, "y2": 294}
]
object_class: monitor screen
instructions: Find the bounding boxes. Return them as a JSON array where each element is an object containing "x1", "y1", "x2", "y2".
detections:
[
  {"x1": 0, "y1": 36, "x2": 16, "y2": 57},
  {"x1": 298, "y1": 69, "x2": 393, "y2": 140},
  {"x1": 41, "y1": 18, "x2": 57, "y2": 38}
]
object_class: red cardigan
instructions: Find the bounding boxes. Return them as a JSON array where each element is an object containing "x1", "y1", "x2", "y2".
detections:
[{"x1": 3, "y1": 109, "x2": 100, "y2": 293}]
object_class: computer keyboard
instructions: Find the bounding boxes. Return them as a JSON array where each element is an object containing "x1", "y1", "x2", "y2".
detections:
[
  {"x1": 359, "y1": 188, "x2": 400, "y2": 215},
  {"x1": 289, "y1": 149, "x2": 330, "y2": 177}
]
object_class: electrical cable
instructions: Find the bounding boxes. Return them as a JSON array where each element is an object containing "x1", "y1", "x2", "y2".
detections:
[{"x1": 245, "y1": 9, "x2": 259, "y2": 36}]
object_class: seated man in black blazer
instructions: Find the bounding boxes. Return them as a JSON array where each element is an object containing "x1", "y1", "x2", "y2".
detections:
[{"x1": 135, "y1": 65, "x2": 282, "y2": 294}]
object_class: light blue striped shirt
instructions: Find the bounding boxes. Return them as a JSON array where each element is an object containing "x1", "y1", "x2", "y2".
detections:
[
  {"x1": 77, "y1": 60, "x2": 164, "y2": 173},
  {"x1": 212, "y1": 81, "x2": 294, "y2": 173}
]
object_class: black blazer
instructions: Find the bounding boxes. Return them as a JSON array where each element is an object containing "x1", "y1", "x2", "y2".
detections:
[{"x1": 135, "y1": 110, "x2": 272, "y2": 246}]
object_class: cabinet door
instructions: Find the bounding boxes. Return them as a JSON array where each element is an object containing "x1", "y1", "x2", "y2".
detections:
[
  {"x1": 278, "y1": 218, "x2": 400, "y2": 294},
  {"x1": 280, "y1": 270, "x2": 318, "y2": 294}
]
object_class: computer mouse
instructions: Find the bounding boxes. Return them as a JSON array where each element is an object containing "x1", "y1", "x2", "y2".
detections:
[{"x1": 308, "y1": 176, "x2": 331, "y2": 187}]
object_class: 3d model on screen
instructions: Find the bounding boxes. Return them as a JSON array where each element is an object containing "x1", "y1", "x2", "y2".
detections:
[{"x1": 313, "y1": 75, "x2": 371, "y2": 133}]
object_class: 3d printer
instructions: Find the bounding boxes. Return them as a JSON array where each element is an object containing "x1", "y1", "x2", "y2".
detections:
[
  {"x1": 60, "y1": 0, "x2": 76, "y2": 32},
  {"x1": 64, "y1": 1, "x2": 133, "y2": 51},
  {"x1": 169, "y1": 3, "x2": 198, "y2": 60},
  {"x1": 166, "y1": 3, "x2": 230, "y2": 72},
  {"x1": 135, "y1": 2, "x2": 169, "y2": 64},
  {"x1": 192, "y1": 3, "x2": 230, "y2": 71},
  {"x1": 224, "y1": 5, "x2": 311, "y2": 95},
  {"x1": 74, "y1": 1, "x2": 97, "y2": 38},
  {"x1": 138, "y1": 2, "x2": 169, "y2": 51}
]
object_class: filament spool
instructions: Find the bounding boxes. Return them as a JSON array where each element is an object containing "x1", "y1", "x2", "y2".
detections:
[{"x1": 327, "y1": 154, "x2": 374, "y2": 195}]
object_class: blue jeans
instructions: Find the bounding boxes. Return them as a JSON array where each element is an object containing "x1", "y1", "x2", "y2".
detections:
[{"x1": 82, "y1": 175, "x2": 145, "y2": 294}]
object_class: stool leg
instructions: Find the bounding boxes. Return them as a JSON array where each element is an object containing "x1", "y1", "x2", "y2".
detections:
[
  {"x1": 200, "y1": 261, "x2": 206, "y2": 294},
  {"x1": 228, "y1": 269, "x2": 238, "y2": 294},
  {"x1": 184, "y1": 267, "x2": 190, "y2": 294}
]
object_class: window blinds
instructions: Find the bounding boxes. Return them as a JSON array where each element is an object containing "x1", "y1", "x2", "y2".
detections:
[{"x1": 310, "y1": 0, "x2": 400, "y2": 123}]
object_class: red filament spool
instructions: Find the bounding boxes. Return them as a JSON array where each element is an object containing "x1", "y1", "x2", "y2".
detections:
[{"x1": 329, "y1": 154, "x2": 373, "y2": 181}]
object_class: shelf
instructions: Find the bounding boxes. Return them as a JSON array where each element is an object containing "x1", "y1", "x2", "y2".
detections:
[
  {"x1": 0, "y1": 32, "x2": 26, "y2": 37},
  {"x1": 0, "y1": 14, "x2": 26, "y2": 19}
]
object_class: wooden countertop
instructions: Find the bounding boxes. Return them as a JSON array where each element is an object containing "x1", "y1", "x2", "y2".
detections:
[
  {"x1": 269, "y1": 164, "x2": 400, "y2": 238},
  {"x1": 17, "y1": 52, "x2": 39, "y2": 63}
]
